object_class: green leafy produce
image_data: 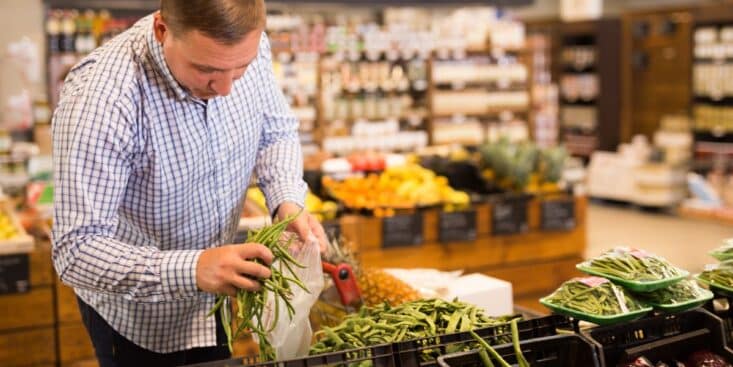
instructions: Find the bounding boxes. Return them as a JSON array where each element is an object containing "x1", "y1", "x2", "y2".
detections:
[
  {"x1": 543, "y1": 278, "x2": 647, "y2": 316},
  {"x1": 580, "y1": 248, "x2": 685, "y2": 282},
  {"x1": 634, "y1": 280, "x2": 711, "y2": 305},
  {"x1": 208, "y1": 214, "x2": 308, "y2": 361},
  {"x1": 310, "y1": 298, "x2": 512, "y2": 358}
]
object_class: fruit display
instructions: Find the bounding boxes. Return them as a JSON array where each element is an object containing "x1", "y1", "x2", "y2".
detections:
[
  {"x1": 479, "y1": 139, "x2": 566, "y2": 193},
  {"x1": 322, "y1": 163, "x2": 471, "y2": 215},
  {"x1": 246, "y1": 187, "x2": 338, "y2": 222}
]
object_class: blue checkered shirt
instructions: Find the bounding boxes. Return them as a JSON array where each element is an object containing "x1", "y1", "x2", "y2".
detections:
[{"x1": 51, "y1": 14, "x2": 306, "y2": 353}]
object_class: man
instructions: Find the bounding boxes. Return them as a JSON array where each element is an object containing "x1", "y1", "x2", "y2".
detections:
[{"x1": 51, "y1": 1, "x2": 327, "y2": 365}]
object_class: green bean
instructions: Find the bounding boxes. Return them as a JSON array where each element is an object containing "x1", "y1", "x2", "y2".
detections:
[
  {"x1": 478, "y1": 349, "x2": 495, "y2": 367},
  {"x1": 207, "y1": 213, "x2": 309, "y2": 361},
  {"x1": 511, "y1": 318, "x2": 529, "y2": 367},
  {"x1": 469, "y1": 330, "x2": 512, "y2": 367}
]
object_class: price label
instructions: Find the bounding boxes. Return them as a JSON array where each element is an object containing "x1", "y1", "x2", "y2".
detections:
[
  {"x1": 0, "y1": 254, "x2": 30, "y2": 294},
  {"x1": 541, "y1": 198, "x2": 576, "y2": 231},
  {"x1": 492, "y1": 198, "x2": 528, "y2": 235},
  {"x1": 439, "y1": 210, "x2": 477, "y2": 242},
  {"x1": 382, "y1": 213, "x2": 423, "y2": 248}
]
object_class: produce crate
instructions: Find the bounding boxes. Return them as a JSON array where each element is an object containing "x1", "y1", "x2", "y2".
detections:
[
  {"x1": 392, "y1": 314, "x2": 572, "y2": 367},
  {"x1": 185, "y1": 343, "x2": 396, "y2": 367},
  {"x1": 703, "y1": 295, "x2": 733, "y2": 348},
  {"x1": 436, "y1": 334, "x2": 599, "y2": 367},
  {"x1": 584, "y1": 309, "x2": 733, "y2": 367}
]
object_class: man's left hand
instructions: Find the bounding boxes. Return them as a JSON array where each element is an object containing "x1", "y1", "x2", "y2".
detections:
[{"x1": 276, "y1": 201, "x2": 328, "y2": 254}]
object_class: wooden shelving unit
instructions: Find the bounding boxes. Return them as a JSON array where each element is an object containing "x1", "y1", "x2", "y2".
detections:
[
  {"x1": 558, "y1": 19, "x2": 622, "y2": 157},
  {"x1": 691, "y1": 3, "x2": 733, "y2": 166},
  {"x1": 620, "y1": 7, "x2": 693, "y2": 144}
]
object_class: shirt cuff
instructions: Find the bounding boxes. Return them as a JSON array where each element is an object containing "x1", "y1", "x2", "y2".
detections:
[
  {"x1": 262, "y1": 182, "x2": 307, "y2": 216},
  {"x1": 160, "y1": 249, "x2": 203, "y2": 298}
]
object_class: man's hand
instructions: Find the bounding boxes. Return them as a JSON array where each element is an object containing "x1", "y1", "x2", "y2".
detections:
[
  {"x1": 276, "y1": 201, "x2": 328, "y2": 253},
  {"x1": 196, "y1": 243, "x2": 274, "y2": 296}
]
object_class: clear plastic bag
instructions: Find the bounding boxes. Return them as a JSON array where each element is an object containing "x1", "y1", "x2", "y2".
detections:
[{"x1": 258, "y1": 236, "x2": 324, "y2": 359}]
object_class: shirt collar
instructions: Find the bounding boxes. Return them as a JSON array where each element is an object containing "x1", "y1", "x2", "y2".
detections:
[{"x1": 146, "y1": 21, "x2": 190, "y2": 101}]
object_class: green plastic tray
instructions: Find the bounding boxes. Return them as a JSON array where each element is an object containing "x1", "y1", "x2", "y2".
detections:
[
  {"x1": 635, "y1": 288, "x2": 714, "y2": 313},
  {"x1": 695, "y1": 273, "x2": 733, "y2": 298},
  {"x1": 709, "y1": 251, "x2": 733, "y2": 262},
  {"x1": 576, "y1": 263, "x2": 689, "y2": 292},
  {"x1": 539, "y1": 296, "x2": 652, "y2": 326}
]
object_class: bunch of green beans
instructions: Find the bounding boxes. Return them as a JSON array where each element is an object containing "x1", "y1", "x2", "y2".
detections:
[
  {"x1": 634, "y1": 280, "x2": 709, "y2": 305},
  {"x1": 583, "y1": 250, "x2": 683, "y2": 282},
  {"x1": 208, "y1": 214, "x2": 309, "y2": 361},
  {"x1": 699, "y1": 266, "x2": 733, "y2": 288},
  {"x1": 469, "y1": 318, "x2": 529, "y2": 367},
  {"x1": 544, "y1": 280, "x2": 646, "y2": 316},
  {"x1": 310, "y1": 299, "x2": 512, "y2": 358}
]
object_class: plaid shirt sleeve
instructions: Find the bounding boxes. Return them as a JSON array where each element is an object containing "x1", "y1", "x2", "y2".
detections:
[
  {"x1": 254, "y1": 35, "x2": 308, "y2": 214},
  {"x1": 52, "y1": 83, "x2": 201, "y2": 303}
]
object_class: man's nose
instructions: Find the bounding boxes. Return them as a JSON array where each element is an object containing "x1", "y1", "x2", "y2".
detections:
[{"x1": 210, "y1": 72, "x2": 234, "y2": 96}]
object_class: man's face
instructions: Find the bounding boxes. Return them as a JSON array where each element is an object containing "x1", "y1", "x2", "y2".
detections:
[{"x1": 153, "y1": 12, "x2": 261, "y2": 99}]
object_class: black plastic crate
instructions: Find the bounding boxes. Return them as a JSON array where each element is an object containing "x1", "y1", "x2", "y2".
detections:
[
  {"x1": 584, "y1": 309, "x2": 733, "y2": 367},
  {"x1": 392, "y1": 314, "x2": 573, "y2": 367},
  {"x1": 436, "y1": 334, "x2": 599, "y2": 367},
  {"x1": 185, "y1": 343, "x2": 396, "y2": 367},
  {"x1": 703, "y1": 294, "x2": 733, "y2": 348}
]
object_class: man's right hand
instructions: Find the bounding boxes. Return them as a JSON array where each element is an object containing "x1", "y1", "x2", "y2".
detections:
[{"x1": 196, "y1": 243, "x2": 274, "y2": 296}]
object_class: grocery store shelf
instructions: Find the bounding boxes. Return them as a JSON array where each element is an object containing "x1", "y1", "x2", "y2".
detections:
[
  {"x1": 560, "y1": 98, "x2": 597, "y2": 106},
  {"x1": 694, "y1": 96, "x2": 733, "y2": 106},
  {"x1": 432, "y1": 107, "x2": 530, "y2": 119}
]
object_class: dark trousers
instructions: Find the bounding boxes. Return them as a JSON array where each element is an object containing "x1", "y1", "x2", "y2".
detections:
[{"x1": 77, "y1": 297, "x2": 231, "y2": 367}]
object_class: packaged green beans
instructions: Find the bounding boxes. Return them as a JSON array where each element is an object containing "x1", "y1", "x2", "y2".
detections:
[
  {"x1": 632, "y1": 279, "x2": 713, "y2": 312},
  {"x1": 709, "y1": 238, "x2": 733, "y2": 261},
  {"x1": 540, "y1": 277, "x2": 651, "y2": 325},
  {"x1": 697, "y1": 263, "x2": 733, "y2": 296},
  {"x1": 577, "y1": 247, "x2": 688, "y2": 292}
]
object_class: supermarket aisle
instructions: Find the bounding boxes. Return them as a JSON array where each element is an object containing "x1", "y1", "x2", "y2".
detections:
[{"x1": 587, "y1": 202, "x2": 733, "y2": 273}]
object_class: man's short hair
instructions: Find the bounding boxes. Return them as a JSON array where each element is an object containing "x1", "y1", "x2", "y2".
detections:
[{"x1": 160, "y1": 0, "x2": 266, "y2": 44}]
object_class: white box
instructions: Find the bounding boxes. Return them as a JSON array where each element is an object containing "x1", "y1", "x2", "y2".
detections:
[{"x1": 445, "y1": 273, "x2": 513, "y2": 317}]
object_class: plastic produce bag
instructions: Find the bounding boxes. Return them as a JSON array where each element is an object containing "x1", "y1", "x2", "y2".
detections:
[{"x1": 258, "y1": 236, "x2": 324, "y2": 359}]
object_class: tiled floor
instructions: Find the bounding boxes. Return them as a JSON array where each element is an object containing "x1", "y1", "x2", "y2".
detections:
[{"x1": 587, "y1": 201, "x2": 733, "y2": 273}]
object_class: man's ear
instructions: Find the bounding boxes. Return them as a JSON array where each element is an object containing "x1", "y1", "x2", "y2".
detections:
[{"x1": 153, "y1": 12, "x2": 168, "y2": 44}]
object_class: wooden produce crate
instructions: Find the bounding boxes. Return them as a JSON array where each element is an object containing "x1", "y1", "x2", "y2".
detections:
[
  {"x1": 340, "y1": 196, "x2": 587, "y2": 315},
  {"x1": 0, "y1": 240, "x2": 57, "y2": 367}
]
